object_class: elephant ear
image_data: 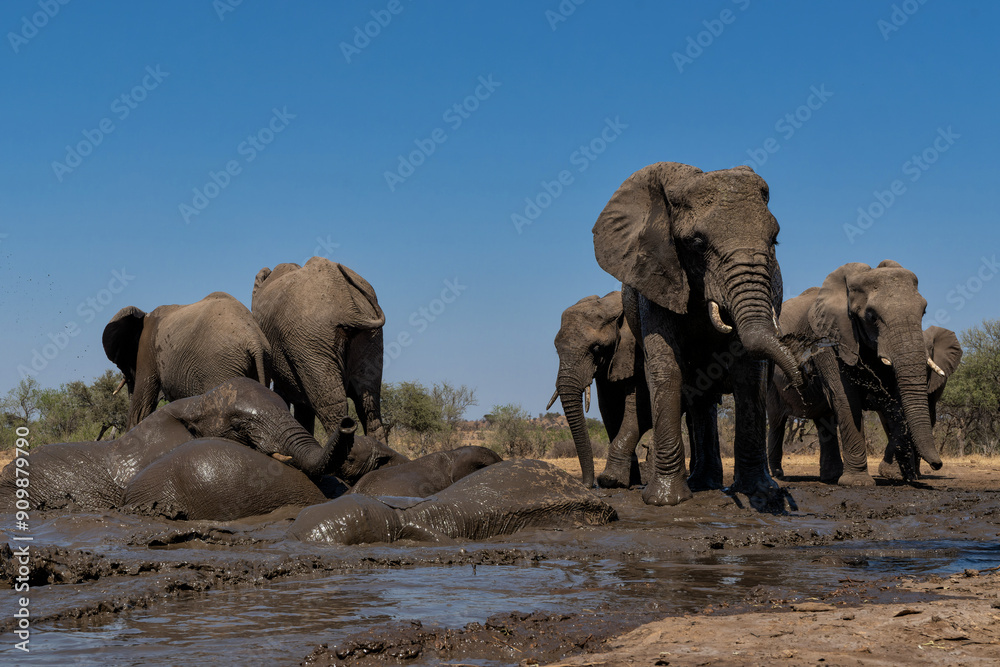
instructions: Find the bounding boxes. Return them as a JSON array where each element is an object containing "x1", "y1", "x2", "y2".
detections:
[
  {"x1": 332, "y1": 262, "x2": 385, "y2": 329},
  {"x1": 608, "y1": 310, "x2": 640, "y2": 382},
  {"x1": 925, "y1": 326, "x2": 962, "y2": 395},
  {"x1": 876, "y1": 259, "x2": 904, "y2": 269},
  {"x1": 103, "y1": 306, "x2": 146, "y2": 388},
  {"x1": 252, "y1": 266, "x2": 272, "y2": 308},
  {"x1": 593, "y1": 162, "x2": 702, "y2": 313},
  {"x1": 808, "y1": 263, "x2": 870, "y2": 366}
]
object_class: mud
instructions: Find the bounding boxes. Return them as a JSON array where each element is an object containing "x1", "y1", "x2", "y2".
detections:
[{"x1": 2, "y1": 458, "x2": 1000, "y2": 665}]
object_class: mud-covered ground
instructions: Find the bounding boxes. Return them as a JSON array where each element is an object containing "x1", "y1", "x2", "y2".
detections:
[{"x1": 2, "y1": 455, "x2": 1000, "y2": 666}]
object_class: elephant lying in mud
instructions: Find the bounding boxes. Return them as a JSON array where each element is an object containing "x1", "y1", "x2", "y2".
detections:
[
  {"x1": 349, "y1": 446, "x2": 501, "y2": 497},
  {"x1": 290, "y1": 459, "x2": 618, "y2": 545},
  {"x1": 0, "y1": 378, "x2": 363, "y2": 514}
]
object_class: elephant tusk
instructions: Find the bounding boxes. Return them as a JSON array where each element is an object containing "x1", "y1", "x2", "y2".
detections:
[
  {"x1": 271, "y1": 452, "x2": 293, "y2": 463},
  {"x1": 546, "y1": 388, "x2": 559, "y2": 411},
  {"x1": 928, "y1": 357, "x2": 946, "y2": 376},
  {"x1": 584, "y1": 384, "x2": 591, "y2": 413},
  {"x1": 772, "y1": 306, "x2": 782, "y2": 335},
  {"x1": 708, "y1": 301, "x2": 733, "y2": 334},
  {"x1": 113, "y1": 378, "x2": 127, "y2": 395},
  {"x1": 880, "y1": 356, "x2": 892, "y2": 366}
]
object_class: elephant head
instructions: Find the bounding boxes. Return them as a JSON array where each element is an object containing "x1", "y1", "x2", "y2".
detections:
[
  {"x1": 592, "y1": 162, "x2": 802, "y2": 385},
  {"x1": 924, "y1": 326, "x2": 962, "y2": 417},
  {"x1": 546, "y1": 291, "x2": 637, "y2": 487},
  {"x1": 103, "y1": 306, "x2": 147, "y2": 398},
  {"x1": 808, "y1": 260, "x2": 943, "y2": 473}
]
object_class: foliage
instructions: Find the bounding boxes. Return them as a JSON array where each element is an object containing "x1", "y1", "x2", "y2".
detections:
[
  {"x1": 487, "y1": 404, "x2": 535, "y2": 457},
  {"x1": 381, "y1": 380, "x2": 478, "y2": 456},
  {"x1": 937, "y1": 319, "x2": 1000, "y2": 455},
  {"x1": 1, "y1": 370, "x2": 129, "y2": 450}
]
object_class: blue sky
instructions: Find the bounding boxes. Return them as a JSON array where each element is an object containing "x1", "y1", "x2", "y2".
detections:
[{"x1": 1, "y1": 1, "x2": 997, "y2": 419}]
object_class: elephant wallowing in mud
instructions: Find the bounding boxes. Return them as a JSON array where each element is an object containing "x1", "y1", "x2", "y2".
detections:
[
  {"x1": 592, "y1": 162, "x2": 802, "y2": 506},
  {"x1": 290, "y1": 459, "x2": 618, "y2": 545}
]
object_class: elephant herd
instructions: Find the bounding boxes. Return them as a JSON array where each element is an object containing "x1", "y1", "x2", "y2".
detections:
[
  {"x1": 551, "y1": 162, "x2": 962, "y2": 506},
  {"x1": 1, "y1": 160, "x2": 964, "y2": 545}
]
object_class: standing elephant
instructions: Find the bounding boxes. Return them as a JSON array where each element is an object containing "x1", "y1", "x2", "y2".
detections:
[
  {"x1": 767, "y1": 261, "x2": 945, "y2": 485},
  {"x1": 547, "y1": 291, "x2": 650, "y2": 489},
  {"x1": 877, "y1": 325, "x2": 962, "y2": 478},
  {"x1": 592, "y1": 162, "x2": 802, "y2": 506},
  {"x1": 252, "y1": 257, "x2": 386, "y2": 440},
  {"x1": 103, "y1": 291, "x2": 270, "y2": 428}
]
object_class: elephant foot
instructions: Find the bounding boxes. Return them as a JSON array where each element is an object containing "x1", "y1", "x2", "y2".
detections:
[
  {"x1": 838, "y1": 471, "x2": 876, "y2": 487},
  {"x1": 769, "y1": 465, "x2": 785, "y2": 481},
  {"x1": 687, "y1": 472, "x2": 723, "y2": 492},
  {"x1": 641, "y1": 475, "x2": 693, "y2": 506},
  {"x1": 597, "y1": 463, "x2": 633, "y2": 489},
  {"x1": 726, "y1": 474, "x2": 785, "y2": 512}
]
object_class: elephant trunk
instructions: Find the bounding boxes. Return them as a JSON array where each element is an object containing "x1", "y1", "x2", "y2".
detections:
[
  {"x1": 283, "y1": 417, "x2": 357, "y2": 477},
  {"x1": 887, "y1": 327, "x2": 942, "y2": 471},
  {"x1": 723, "y1": 262, "x2": 803, "y2": 386},
  {"x1": 556, "y1": 363, "x2": 596, "y2": 487}
]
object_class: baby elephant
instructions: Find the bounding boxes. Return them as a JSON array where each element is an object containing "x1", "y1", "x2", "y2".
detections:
[{"x1": 349, "y1": 446, "x2": 502, "y2": 498}]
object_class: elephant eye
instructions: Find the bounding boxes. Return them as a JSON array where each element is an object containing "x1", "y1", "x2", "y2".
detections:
[
  {"x1": 689, "y1": 235, "x2": 707, "y2": 251},
  {"x1": 865, "y1": 309, "x2": 877, "y2": 323},
  {"x1": 761, "y1": 187, "x2": 769, "y2": 204}
]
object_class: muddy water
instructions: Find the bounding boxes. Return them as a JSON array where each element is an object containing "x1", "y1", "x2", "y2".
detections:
[{"x1": 4, "y1": 476, "x2": 1000, "y2": 666}]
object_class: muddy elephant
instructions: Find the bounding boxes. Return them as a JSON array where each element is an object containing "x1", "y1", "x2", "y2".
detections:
[
  {"x1": 290, "y1": 459, "x2": 618, "y2": 545},
  {"x1": 0, "y1": 378, "x2": 358, "y2": 513},
  {"x1": 104, "y1": 292, "x2": 270, "y2": 428},
  {"x1": 547, "y1": 291, "x2": 650, "y2": 488},
  {"x1": 252, "y1": 257, "x2": 386, "y2": 440},
  {"x1": 592, "y1": 162, "x2": 802, "y2": 506},
  {"x1": 877, "y1": 325, "x2": 962, "y2": 479},
  {"x1": 349, "y1": 446, "x2": 501, "y2": 497},
  {"x1": 767, "y1": 261, "x2": 945, "y2": 485}
]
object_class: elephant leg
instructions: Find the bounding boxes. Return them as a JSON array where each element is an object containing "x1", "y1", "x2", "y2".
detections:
[
  {"x1": 345, "y1": 329, "x2": 386, "y2": 442},
  {"x1": 816, "y1": 415, "x2": 843, "y2": 483},
  {"x1": 727, "y1": 357, "x2": 779, "y2": 500},
  {"x1": 598, "y1": 385, "x2": 644, "y2": 488},
  {"x1": 640, "y1": 330, "x2": 690, "y2": 507},
  {"x1": 813, "y1": 350, "x2": 874, "y2": 487},
  {"x1": 877, "y1": 407, "x2": 919, "y2": 481},
  {"x1": 766, "y1": 388, "x2": 787, "y2": 479},
  {"x1": 686, "y1": 393, "x2": 722, "y2": 491}
]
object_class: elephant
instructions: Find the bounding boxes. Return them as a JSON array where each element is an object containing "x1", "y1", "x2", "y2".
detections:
[
  {"x1": 252, "y1": 257, "x2": 386, "y2": 440},
  {"x1": 766, "y1": 261, "x2": 945, "y2": 485},
  {"x1": 122, "y1": 438, "x2": 328, "y2": 520},
  {"x1": 104, "y1": 291, "x2": 270, "y2": 428},
  {"x1": 877, "y1": 325, "x2": 962, "y2": 479},
  {"x1": 592, "y1": 162, "x2": 803, "y2": 506},
  {"x1": 0, "y1": 378, "x2": 359, "y2": 513},
  {"x1": 547, "y1": 291, "x2": 651, "y2": 489},
  {"x1": 289, "y1": 459, "x2": 618, "y2": 545},
  {"x1": 349, "y1": 446, "x2": 502, "y2": 497}
]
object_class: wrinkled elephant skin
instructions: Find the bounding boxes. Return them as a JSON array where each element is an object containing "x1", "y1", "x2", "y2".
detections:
[
  {"x1": 349, "y1": 446, "x2": 501, "y2": 498},
  {"x1": 289, "y1": 459, "x2": 618, "y2": 545}
]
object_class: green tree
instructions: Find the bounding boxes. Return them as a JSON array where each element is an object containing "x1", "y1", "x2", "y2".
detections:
[
  {"x1": 431, "y1": 381, "x2": 477, "y2": 446},
  {"x1": 939, "y1": 319, "x2": 1000, "y2": 454},
  {"x1": 381, "y1": 381, "x2": 443, "y2": 450},
  {"x1": 1, "y1": 376, "x2": 42, "y2": 424},
  {"x1": 488, "y1": 404, "x2": 533, "y2": 458}
]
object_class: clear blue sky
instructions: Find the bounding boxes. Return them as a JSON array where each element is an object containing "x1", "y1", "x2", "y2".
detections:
[{"x1": 2, "y1": 1, "x2": 997, "y2": 419}]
